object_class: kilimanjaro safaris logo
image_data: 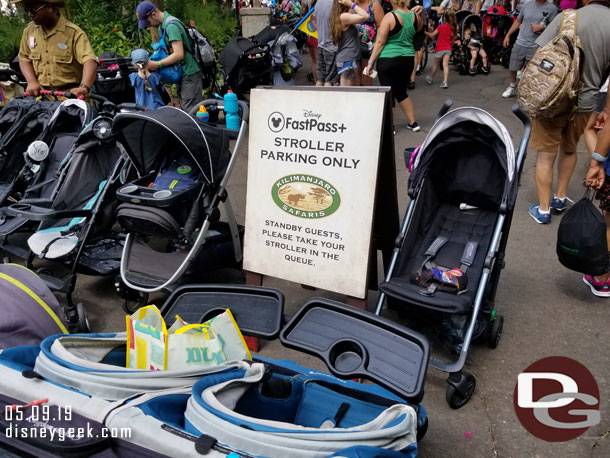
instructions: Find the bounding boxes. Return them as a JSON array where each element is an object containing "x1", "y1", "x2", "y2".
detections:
[{"x1": 272, "y1": 174, "x2": 341, "y2": 219}]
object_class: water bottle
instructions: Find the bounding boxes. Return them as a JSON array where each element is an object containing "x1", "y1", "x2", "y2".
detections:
[
  {"x1": 196, "y1": 104, "x2": 209, "y2": 122},
  {"x1": 223, "y1": 90, "x2": 240, "y2": 130}
]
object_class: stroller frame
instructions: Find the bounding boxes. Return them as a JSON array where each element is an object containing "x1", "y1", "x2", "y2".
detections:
[
  {"x1": 375, "y1": 101, "x2": 531, "y2": 408},
  {"x1": 117, "y1": 106, "x2": 247, "y2": 295}
]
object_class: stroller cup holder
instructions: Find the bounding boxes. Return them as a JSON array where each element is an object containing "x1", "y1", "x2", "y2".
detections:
[
  {"x1": 116, "y1": 174, "x2": 203, "y2": 208},
  {"x1": 280, "y1": 298, "x2": 429, "y2": 403}
]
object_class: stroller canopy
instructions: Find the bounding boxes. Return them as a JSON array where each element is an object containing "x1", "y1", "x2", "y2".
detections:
[
  {"x1": 112, "y1": 106, "x2": 230, "y2": 184},
  {"x1": 410, "y1": 107, "x2": 517, "y2": 209}
]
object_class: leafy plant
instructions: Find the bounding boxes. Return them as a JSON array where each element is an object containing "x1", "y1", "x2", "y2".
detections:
[
  {"x1": 181, "y1": 0, "x2": 237, "y2": 51},
  {"x1": 0, "y1": 13, "x2": 27, "y2": 63}
]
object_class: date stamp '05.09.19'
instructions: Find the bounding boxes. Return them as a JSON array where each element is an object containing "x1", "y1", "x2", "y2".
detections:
[{"x1": 3, "y1": 402, "x2": 131, "y2": 442}]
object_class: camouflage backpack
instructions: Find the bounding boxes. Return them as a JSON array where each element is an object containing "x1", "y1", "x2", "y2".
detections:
[{"x1": 517, "y1": 10, "x2": 584, "y2": 120}]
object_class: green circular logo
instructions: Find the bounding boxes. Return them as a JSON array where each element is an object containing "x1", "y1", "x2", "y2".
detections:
[
  {"x1": 177, "y1": 165, "x2": 192, "y2": 174},
  {"x1": 271, "y1": 174, "x2": 341, "y2": 219}
]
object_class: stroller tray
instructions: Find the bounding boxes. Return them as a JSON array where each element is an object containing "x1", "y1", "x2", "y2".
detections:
[
  {"x1": 159, "y1": 284, "x2": 284, "y2": 339},
  {"x1": 117, "y1": 175, "x2": 202, "y2": 207},
  {"x1": 280, "y1": 298, "x2": 429, "y2": 402}
]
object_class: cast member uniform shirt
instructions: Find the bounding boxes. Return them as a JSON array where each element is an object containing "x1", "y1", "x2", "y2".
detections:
[{"x1": 18, "y1": 14, "x2": 97, "y2": 90}]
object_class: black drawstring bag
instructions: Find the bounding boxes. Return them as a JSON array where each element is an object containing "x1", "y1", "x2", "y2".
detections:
[{"x1": 557, "y1": 188, "x2": 609, "y2": 276}]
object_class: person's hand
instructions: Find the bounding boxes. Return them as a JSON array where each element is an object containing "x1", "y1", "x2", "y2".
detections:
[
  {"x1": 147, "y1": 60, "x2": 160, "y2": 71},
  {"x1": 364, "y1": 62, "x2": 374, "y2": 76},
  {"x1": 25, "y1": 81, "x2": 42, "y2": 97},
  {"x1": 530, "y1": 23, "x2": 544, "y2": 33},
  {"x1": 594, "y1": 110, "x2": 608, "y2": 130},
  {"x1": 585, "y1": 161, "x2": 606, "y2": 190},
  {"x1": 69, "y1": 86, "x2": 89, "y2": 98},
  {"x1": 503, "y1": 35, "x2": 510, "y2": 48},
  {"x1": 412, "y1": 5, "x2": 424, "y2": 14},
  {"x1": 338, "y1": 0, "x2": 353, "y2": 7}
]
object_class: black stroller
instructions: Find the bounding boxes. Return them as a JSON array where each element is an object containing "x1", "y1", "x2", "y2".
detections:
[
  {"x1": 3, "y1": 95, "x2": 129, "y2": 332},
  {"x1": 451, "y1": 14, "x2": 489, "y2": 75},
  {"x1": 0, "y1": 98, "x2": 61, "y2": 200},
  {"x1": 94, "y1": 51, "x2": 136, "y2": 105},
  {"x1": 112, "y1": 106, "x2": 247, "y2": 312},
  {"x1": 220, "y1": 36, "x2": 273, "y2": 99},
  {"x1": 0, "y1": 96, "x2": 92, "y2": 215},
  {"x1": 376, "y1": 102, "x2": 530, "y2": 409}
]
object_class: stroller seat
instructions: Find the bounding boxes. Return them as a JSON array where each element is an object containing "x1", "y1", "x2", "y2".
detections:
[{"x1": 379, "y1": 203, "x2": 496, "y2": 314}]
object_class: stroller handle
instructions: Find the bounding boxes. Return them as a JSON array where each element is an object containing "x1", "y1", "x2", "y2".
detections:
[
  {"x1": 436, "y1": 99, "x2": 453, "y2": 121},
  {"x1": 511, "y1": 104, "x2": 530, "y2": 128},
  {"x1": 37, "y1": 90, "x2": 85, "y2": 100}
]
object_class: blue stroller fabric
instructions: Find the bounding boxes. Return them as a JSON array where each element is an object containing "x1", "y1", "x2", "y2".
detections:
[{"x1": 152, "y1": 155, "x2": 203, "y2": 191}]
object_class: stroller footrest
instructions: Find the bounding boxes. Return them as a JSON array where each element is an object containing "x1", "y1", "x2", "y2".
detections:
[
  {"x1": 280, "y1": 298, "x2": 429, "y2": 403},
  {"x1": 7, "y1": 204, "x2": 90, "y2": 221},
  {"x1": 37, "y1": 273, "x2": 67, "y2": 293}
]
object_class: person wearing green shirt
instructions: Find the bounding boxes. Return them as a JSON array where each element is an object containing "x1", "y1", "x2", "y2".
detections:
[{"x1": 136, "y1": 1, "x2": 203, "y2": 113}]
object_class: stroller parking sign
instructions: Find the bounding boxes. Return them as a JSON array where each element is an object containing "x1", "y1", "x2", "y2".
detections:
[{"x1": 244, "y1": 88, "x2": 385, "y2": 298}]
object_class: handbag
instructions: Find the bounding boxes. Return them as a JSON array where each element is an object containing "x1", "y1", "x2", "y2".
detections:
[
  {"x1": 557, "y1": 188, "x2": 609, "y2": 276},
  {"x1": 150, "y1": 25, "x2": 183, "y2": 84}
]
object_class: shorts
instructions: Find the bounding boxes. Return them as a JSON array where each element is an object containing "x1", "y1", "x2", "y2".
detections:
[
  {"x1": 595, "y1": 91, "x2": 607, "y2": 113},
  {"x1": 413, "y1": 29, "x2": 425, "y2": 51},
  {"x1": 337, "y1": 60, "x2": 358, "y2": 75},
  {"x1": 530, "y1": 112, "x2": 591, "y2": 152},
  {"x1": 435, "y1": 50, "x2": 451, "y2": 58},
  {"x1": 508, "y1": 44, "x2": 537, "y2": 72},
  {"x1": 596, "y1": 175, "x2": 610, "y2": 211},
  {"x1": 317, "y1": 47, "x2": 339, "y2": 84},
  {"x1": 306, "y1": 36, "x2": 318, "y2": 50},
  {"x1": 467, "y1": 38, "x2": 481, "y2": 50}
]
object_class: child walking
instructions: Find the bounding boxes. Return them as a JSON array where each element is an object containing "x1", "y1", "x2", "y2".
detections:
[{"x1": 425, "y1": 10, "x2": 457, "y2": 89}]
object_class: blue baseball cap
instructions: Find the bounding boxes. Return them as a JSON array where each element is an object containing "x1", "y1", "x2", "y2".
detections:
[
  {"x1": 136, "y1": 1, "x2": 155, "y2": 29},
  {"x1": 130, "y1": 48, "x2": 150, "y2": 64}
]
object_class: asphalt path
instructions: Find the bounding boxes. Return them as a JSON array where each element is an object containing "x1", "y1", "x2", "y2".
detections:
[{"x1": 40, "y1": 55, "x2": 609, "y2": 457}]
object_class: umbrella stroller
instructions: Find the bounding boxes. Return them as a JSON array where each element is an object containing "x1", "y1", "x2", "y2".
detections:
[
  {"x1": 0, "y1": 98, "x2": 60, "y2": 200},
  {"x1": 220, "y1": 36, "x2": 272, "y2": 99},
  {"x1": 3, "y1": 103, "x2": 128, "y2": 332},
  {"x1": 375, "y1": 103, "x2": 531, "y2": 409},
  {"x1": 112, "y1": 106, "x2": 247, "y2": 311}
]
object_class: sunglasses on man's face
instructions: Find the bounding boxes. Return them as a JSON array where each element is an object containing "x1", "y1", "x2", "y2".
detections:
[{"x1": 24, "y1": 3, "x2": 48, "y2": 16}]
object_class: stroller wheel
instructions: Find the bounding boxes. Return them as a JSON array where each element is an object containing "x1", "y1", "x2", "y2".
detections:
[
  {"x1": 76, "y1": 303, "x2": 91, "y2": 333},
  {"x1": 122, "y1": 291, "x2": 149, "y2": 314},
  {"x1": 416, "y1": 415, "x2": 428, "y2": 442},
  {"x1": 488, "y1": 314, "x2": 504, "y2": 349},
  {"x1": 446, "y1": 372, "x2": 476, "y2": 409}
]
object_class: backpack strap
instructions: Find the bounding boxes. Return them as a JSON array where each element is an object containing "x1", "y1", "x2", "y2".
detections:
[
  {"x1": 559, "y1": 9, "x2": 578, "y2": 38},
  {"x1": 164, "y1": 18, "x2": 194, "y2": 54}
]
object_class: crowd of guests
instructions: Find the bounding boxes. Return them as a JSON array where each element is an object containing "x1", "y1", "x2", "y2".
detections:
[{"x1": 8, "y1": 0, "x2": 610, "y2": 297}]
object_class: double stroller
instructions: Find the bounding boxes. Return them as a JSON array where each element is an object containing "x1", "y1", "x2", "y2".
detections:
[
  {"x1": 0, "y1": 284, "x2": 429, "y2": 457},
  {"x1": 1, "y1": 95, "x2": 128, "y2": 332},
  {"x1": 376, "y1": 103, "x2": 531, "y2": 408},
  {"x1": 112, "y1": 106, "x2": 247, "y2": 311}
]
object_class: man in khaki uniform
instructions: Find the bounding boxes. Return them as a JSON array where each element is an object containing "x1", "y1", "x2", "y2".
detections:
[{"x1": 16, "y1": 0, "x2": 97, "y2": 97}]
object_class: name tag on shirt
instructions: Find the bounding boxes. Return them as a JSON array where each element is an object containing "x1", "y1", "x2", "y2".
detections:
[
  {"x1": 29, "y1": 36, "x2": 35, "y2": 48},
  {"x1": 58, "y1": 43, "x2": 68, "y2": 50}
]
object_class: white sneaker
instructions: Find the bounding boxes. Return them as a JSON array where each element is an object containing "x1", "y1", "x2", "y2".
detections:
[{"x1": 502, "y1": 86, "x2": 516, "y2": 98}]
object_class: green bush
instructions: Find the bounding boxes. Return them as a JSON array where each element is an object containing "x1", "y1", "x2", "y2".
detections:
[
  {"x1": 0, "y1": 14, "x2": 27, "y2": 63},
  {"x1": 0, "y1": 0, "x2": 236, "y2": 63}
]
